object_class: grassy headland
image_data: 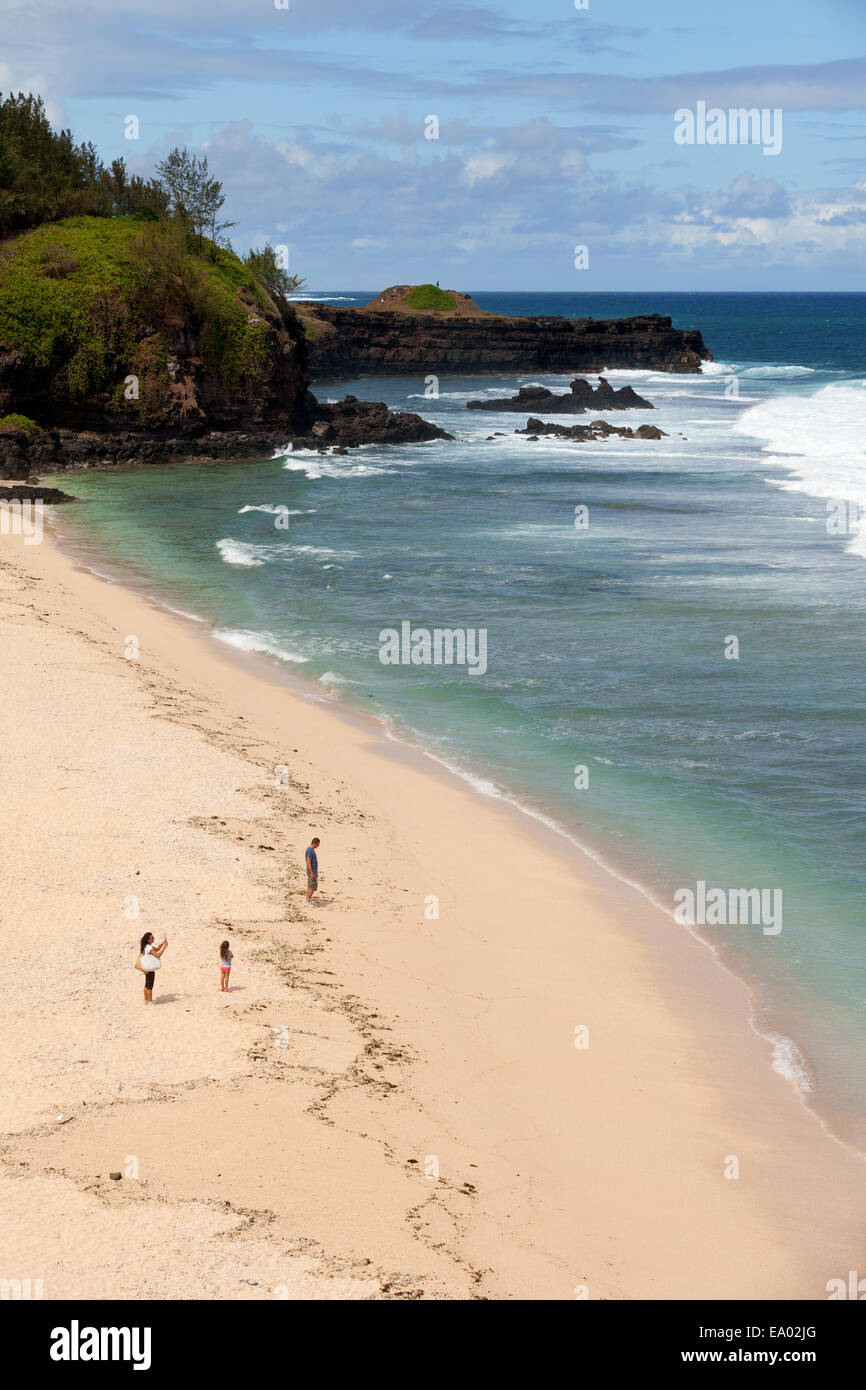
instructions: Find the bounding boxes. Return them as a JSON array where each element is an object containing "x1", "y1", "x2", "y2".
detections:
[{"x1": 0, "y1": 217, "x2": 281, "y2": 422}]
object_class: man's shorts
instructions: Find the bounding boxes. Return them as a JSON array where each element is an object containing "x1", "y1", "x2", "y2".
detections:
[{"x1": 307, "y1": 874, "x2": 318, "y2": 892}]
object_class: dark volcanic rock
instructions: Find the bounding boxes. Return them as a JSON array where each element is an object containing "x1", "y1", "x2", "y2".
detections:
[
  {"x1": 467, "y1": 376, "x2": 653, "y2": 413},
  {"x1": 0, "y1": 406, "x2": 450, "y2": 478},
  {"x1": 0, "y1": 423, "x2": 311, "y2": 479},
  {"x1": 0, "y1": 482, "x2": 76, "y2": 503},
  {"x1": 518, "y1": 418, "x2": 668, "y2": 442},
  {"x1": 303, "y1": 306, "x2": 711, "y2": 379},
  {"x1": 290, "y1": 396, "x2": 452, "y2": 450},
  {"x1": 0, "y1": 389, "x2": 449, "y2": 483}
]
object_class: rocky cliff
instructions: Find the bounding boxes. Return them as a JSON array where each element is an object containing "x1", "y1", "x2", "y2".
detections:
[
  {"x1": 0, "y1": 239, "x2": 712, "y2": 480},
  {"x1": 0, "y1": 222, "x2": 448, "y2": 478},
  {"x1": 301, "y1": 299, "x2": 712, "y2": 379}
]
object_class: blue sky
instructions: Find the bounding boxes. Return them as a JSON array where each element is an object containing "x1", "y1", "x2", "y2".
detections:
[{"x1": 2, "y1": 0, "x2": 865, "y2": 289}]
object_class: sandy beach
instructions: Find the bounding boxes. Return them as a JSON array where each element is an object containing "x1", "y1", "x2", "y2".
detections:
[{"x1": 0, "y1": 510, "x2": 863, "y2": 1302}]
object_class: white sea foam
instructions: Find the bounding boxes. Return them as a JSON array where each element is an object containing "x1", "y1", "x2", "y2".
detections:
[
  {"x1": 407, "y1": 389, "x2": 495, "y2": 400},
  {"x1": 291, "y1": 544, "x2": 357, "y2": 560},
  {"x1": 319, "y1": 669, "x2": 361, "y2": 692},
  {"x1": 213, "y1": 628, "x2": 308, "y2": 663},
  {"x1": 215, "y1": 538, "x2": 270, "y2": 567},
  {"x1": 280, "y1": 457, "x2": 325, "y2": 479},
  {"x1": 237, "y1": 505, "x2": 312, "y2": 516},
  {"x1": 285, "y1": 294, "x2": 359, "y2": 302},
  {"x1": 598, "y1": 360, "x2": 735, "y2": 380},
  {"x1": 163, "y1": 604, "x2": 206, "y2": 622},
  {"x1": 278, "y1": 453, "x2": 397, "y2": 480},
  {"x1": 696, "y1": 360, "x2": 740, "y2": 377},
  {"x1": 765, "y1": 1028, "x2": 814, "y2": 1091},
  {"x1": 733, "y1": 380, "x2": 866, "y2": 558},
  {"x1": 739, "y1": 364, "x2": 816, "y2": 379}
]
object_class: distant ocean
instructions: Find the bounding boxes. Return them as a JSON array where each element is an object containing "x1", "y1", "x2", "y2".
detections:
[{"x1": 50, "y1": 292, "x2": 866, "y2": 1150}]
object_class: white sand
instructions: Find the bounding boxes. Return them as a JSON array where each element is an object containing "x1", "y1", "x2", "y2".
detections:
[{"x1": 0, "y1": 517, "x2": 862, "y2": 1300}]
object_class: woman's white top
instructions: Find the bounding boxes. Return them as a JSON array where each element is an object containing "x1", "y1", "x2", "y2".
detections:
[{"x1": 141, "y1": 945, "x2": 161, "y2": 971}]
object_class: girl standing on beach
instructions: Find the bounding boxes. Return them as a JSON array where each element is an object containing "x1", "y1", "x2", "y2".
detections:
[
  {"x1": 219, "y1": 940, "x2": 233, "y2": 992},
  {"x1": 139, "y1": 931, "x2": 167, "y2": 1004}
]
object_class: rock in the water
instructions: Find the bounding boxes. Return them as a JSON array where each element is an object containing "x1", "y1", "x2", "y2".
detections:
[
  {"x1": 0, "y1": 481, "x2": 77, "y2": 503},
  {"x1": 467, "y1": 376, "x2": 653, "y2": 413},
  {"x1": 291, "y1": 396, "x2": 452, "y2": 449},
  {"x1": 518, "y1": 417, "x2": 667, "y2": 442}
]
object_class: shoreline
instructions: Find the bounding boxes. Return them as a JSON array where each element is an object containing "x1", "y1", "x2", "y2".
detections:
[
  {"x1": 46, "y1": 500, "x2": 843, "y2": 1138},
  {"x1": 1, "y1": 513, "x2": 864, "y2": 1298}
]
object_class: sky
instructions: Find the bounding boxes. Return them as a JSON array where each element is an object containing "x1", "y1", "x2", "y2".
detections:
[{"x1": 1, "y1": 0, "x2": 865, "y2": 290}]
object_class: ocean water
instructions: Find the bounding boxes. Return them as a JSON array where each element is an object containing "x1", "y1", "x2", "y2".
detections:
[{"x1": 49, "y1": 292, "x2": 866, "y2": 1148}]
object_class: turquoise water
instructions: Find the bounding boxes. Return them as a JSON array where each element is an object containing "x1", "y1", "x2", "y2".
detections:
[{"x1": 51, "y1": 293, "x2": 866, "y2": 1147}]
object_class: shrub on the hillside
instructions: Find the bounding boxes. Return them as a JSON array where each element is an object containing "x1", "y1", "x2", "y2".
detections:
[
  {"x1": 0, "y1": 413, "x2": 41, "y2": 432},
  {"x1": 404, "y1": 284, "x2": 456, "y2": 312},
  {"x1": 242, "y1": 243, "x2": 305, "y2": 301}
]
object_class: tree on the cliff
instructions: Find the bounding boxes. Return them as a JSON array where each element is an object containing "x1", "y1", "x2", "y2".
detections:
[
  {"x1": 0, "y1": 93, "x2": 174, "y2": 233},
  {"x1": 154, "y1": 147, "x2": 235, "y2": 249},
  {"x1": 242, "y1": 243, "x2": 305, "y2": 301},
  {"x1": 0, "y1": 96, "x2": 233, "y2": 250},
  {"x1": 103, "y1": 157, "x2": 169, "y2": 222},
  {"x1": 0, "y1": 92, "x2": 103, "y2": 233}
]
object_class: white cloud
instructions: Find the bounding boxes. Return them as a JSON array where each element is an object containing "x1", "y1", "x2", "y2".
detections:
[{"x1": 460, "y1": 151, "x2": 509, "y2": 185}]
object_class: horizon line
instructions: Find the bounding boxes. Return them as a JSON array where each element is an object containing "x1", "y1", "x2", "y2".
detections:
[{"x1": 293, "y1": 288, "x2": 866, "y2": 296}]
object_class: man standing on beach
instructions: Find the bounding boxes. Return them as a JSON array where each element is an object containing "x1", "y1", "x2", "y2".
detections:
[{"x1": 305, "y1": 837, "x2": 320, "y2": 904}]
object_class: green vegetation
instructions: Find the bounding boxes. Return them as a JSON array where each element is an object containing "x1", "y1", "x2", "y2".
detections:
[
  {"x1": 295, "y1": 308, "x2": 320, "y2": 341},
  {"x1": 242, "y1": 242, "x2": 304, "y2": 301},
  {"x1": 404, "y1": 284, "x2": 456, "y2": 312},
  {"x1": 0, "y1": 217, "x2": 279, "y2": 416},
  {"x1": 0, "y1": 95, "x2": 305, "y2": 286},
  {"x1": 0, "y1": 92, "x2": 312, "y2": 422},
  {"x1": 154, "y1": 147, "x2": 234, "y2": 250},
  {"x1": 0, "y1": 413, "x2": 41, "y2": 432}
]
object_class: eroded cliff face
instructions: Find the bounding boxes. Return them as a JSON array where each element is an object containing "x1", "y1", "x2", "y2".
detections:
[
  {"x1": 0, "y1": 303, "x2": 318, "y2": 478},
  {"x1": 0, "y1": 216, "x2": 326, "y2": 477},
  {"x1": 0, "y1": 272, "x2": 446, "y2": 477},
  {"x1": 0, "y1": 235, "x2": 712, "y2": 480},
  {"x1": 302, "y1": 306, "x2": 712, "y2": 379},
  {"x1": 0, "y1": 294, "x2": 317, "y2": 440}
]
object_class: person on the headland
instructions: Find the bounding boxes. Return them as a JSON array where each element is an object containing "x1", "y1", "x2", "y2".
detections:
[
  {"x1": 219, "y1": 939, "x2": 233, "y2": 992},
  {"x1": 140, "y1": 930, "x2": 167, "y2": 1003},
  {"x1": 305, "y1": 837, "x2": 321, "y2": 904}
]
